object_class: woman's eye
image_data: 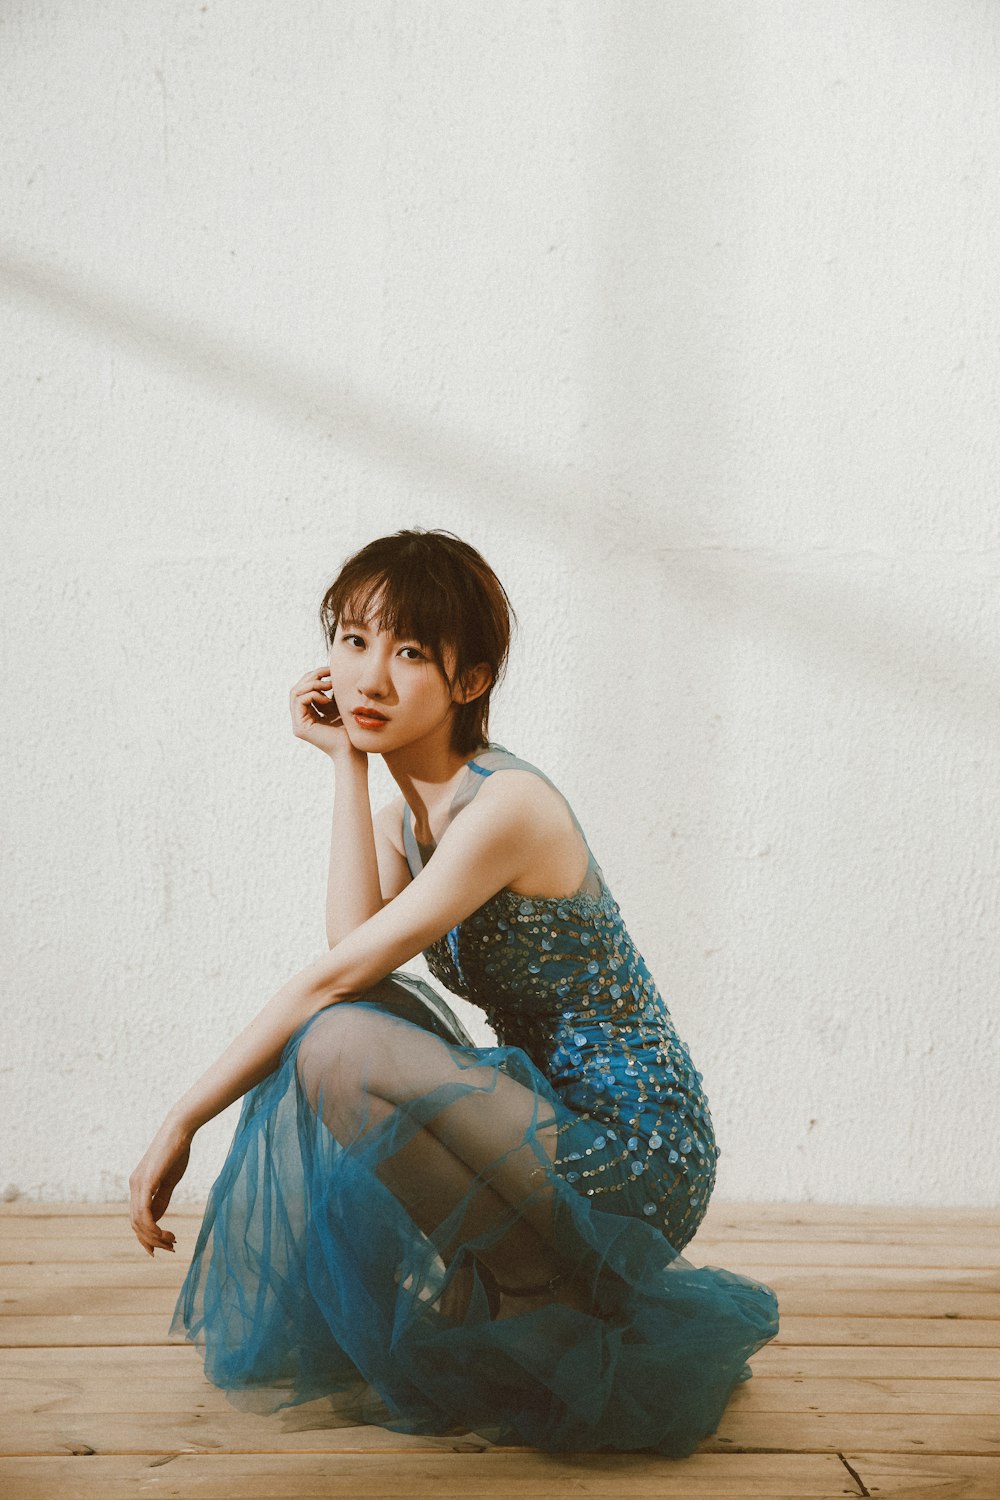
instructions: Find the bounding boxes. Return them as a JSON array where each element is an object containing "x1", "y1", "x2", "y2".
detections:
[{"x1": 340, "y1": 634, "x2": 422, "y2": 659}]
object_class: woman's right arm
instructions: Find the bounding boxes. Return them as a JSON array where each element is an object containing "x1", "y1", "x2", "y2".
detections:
[
  {"x1": 325, "y1": 757, "x2": 411, "y2": 945},
  {"x1": 289, "y1": 664, "x2": 410, "y2": 947}
]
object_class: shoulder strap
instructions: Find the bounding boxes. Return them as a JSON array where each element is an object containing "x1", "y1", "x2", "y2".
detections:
[{"x1": 401, "y1": 801, "x2": 424, "y2": 875}]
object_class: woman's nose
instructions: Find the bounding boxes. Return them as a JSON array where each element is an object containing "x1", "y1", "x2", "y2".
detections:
[{"x1": 357, "y1": 655, "x2": 391, "y2": 697}]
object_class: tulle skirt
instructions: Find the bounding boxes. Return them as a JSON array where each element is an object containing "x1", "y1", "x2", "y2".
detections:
[{"x1": 170, "y1": 973, "x2": 779, "y2": 1457}]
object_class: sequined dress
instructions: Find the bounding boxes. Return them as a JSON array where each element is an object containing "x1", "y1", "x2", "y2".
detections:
[{"x1": 170, "y1": 742, "x2": 780, "y2": 1456}]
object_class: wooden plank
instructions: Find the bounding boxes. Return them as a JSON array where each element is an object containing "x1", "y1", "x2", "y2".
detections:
[
  {"x1": 0, "y1": 1238, "x2": 190, "y2": 1264},
  {"x1": 4, "y1": 1340, "x2": 995, "y2": 1384},
  {"x1": 701, "y1": 1202, "x2": 1000, "y2": 1228},
  {"x1": 0, "y1": 1203, "x2": 179, "y2": 1219},
  {"x1": 2, "y1": 1363, "x2": 995, "y2": 1418},
  {"x1": 3, "y1": 1211, "x2": 998, "y2": 1248},
  {"x1": 845, "y1": 1452, "x2": 1000, "y2": 1498},
  {"x1": 752, "y1": 1289, "x2": 1000, "y2": 1318},
  {"x1": 753, "y1": 1345, "x2": 1000, "y2": 1379},
  {"x1": 2, "y1": 1311, "x2": 999, "y2": 1348},
  {"x1": 776, "y1": 1316, "x2": 1000, "y2": 1348},
  {"x1": 742, "y1": 1266, "x2": 1000, "y2": 1289},
  {"x1": 0, "y1": 1315, "x2": 197, "y2": 1344},
  {"x1": 2, "y1": 1404, "x2": 998, "y2": 1459},
  {"x1": 0, "y1": 1261, "x2": 188, "y2": 1288},
  {"x1": 1, "y1": 1198, "x2": 994, "y2": 1241},
  {"x1": 6, "y1": 1281, "x2": 999, "y2": 1320},
  {"x1": 704, "y1": 1412, "x2": 1000, "y2": 1455},
  {"x1": 0, "y1": 1212, "x2": 995, "y2": 1248},
  {"x1": 0, "y1": 1200, "x2": 995, "y2": 1255},
  {"x1": 0, "y1": 1451, "x2": 866, "y2": 1499},
  {"x1": 1, "y1": 1235, "x2": 995, "y2": 1269},
  {"x1": 0, "y1": 1411, "x2": 472, "y2": 1457},
  {"x1": 825, "y1": 1313, "x2": 975, "y2": 1355},
  {"x1": 2, "y1": 1196, "x2": 992, "y2": 1223},
  {"x1": 695, "y1": 1227, "x2": 1000, "y2": 1248},
  {"x1": 3, "y1": 1344, "x2": 996, "y2": 1405},
  {"x1": 734, "y1": 1378, "x2": 1000, "y2": 1415},
  {"x1": 691, "y1": 1244, "x2": 1000, "y2": 1268},
  {"x1": 0, "y1": 1359, "x2": 448, "y2": 1416},
  {"x1": 0, "y1": 1215, "x2": 144, "y2": 1236},
  {"x1": 4, "y1": 1259, "x2": 998, "y2": 1293},
  {"x1": 0, "y1": 1288, "x2": 183, "y2": 1316},
  {"x1": 0, "y1": 1345, "x2": 225, "y2": 1371}
]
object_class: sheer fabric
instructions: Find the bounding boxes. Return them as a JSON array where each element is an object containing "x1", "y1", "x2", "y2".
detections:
[{"x1": 170, "y1": 743, "x2": 779, "y2": 1455}]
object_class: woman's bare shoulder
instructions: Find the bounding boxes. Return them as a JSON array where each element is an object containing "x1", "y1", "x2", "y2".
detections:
[
  {"x1": 473, "y1": 765, "x2": 588, "y2": 897},
  {"x1": 473, "y1": 765, "x2": 576, "y2": 837},
  {"x1": 477, "y1": 763, "x2": 556, "y2": 797}
]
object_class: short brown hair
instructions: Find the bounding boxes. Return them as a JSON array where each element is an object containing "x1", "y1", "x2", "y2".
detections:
[{"x1": 319, "y1": 528, "x2": 517, "y2": 755}]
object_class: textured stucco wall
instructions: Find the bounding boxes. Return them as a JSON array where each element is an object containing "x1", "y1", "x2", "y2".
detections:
[{"x1": 2, "y1": 2, "x2": 997, "y2": 1208}]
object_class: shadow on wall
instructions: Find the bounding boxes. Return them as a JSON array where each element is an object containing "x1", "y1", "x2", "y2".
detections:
[{"x1": 2, "y1": 243, "x2": 993, "y2": 747}]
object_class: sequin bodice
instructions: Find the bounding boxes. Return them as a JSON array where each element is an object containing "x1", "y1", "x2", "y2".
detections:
[{"x1": 401, "y1": 743, "x2": 720, "y2": 1248}]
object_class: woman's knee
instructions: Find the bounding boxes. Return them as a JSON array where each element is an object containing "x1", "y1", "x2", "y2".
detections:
[{"x1": 295, "y1": 1002, "x2": 394, "y2": 1108}]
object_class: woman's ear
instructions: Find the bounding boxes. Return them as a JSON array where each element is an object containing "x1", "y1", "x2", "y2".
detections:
[{"x1": 455, "y1": 662, "x2": 493, "y2": 705}]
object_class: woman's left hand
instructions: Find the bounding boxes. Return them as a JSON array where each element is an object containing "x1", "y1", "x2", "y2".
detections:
[{"x1": 129, "y1": 1116, "x2": 193, "y2": 1256}]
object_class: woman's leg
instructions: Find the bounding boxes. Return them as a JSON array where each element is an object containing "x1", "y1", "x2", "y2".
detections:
[{"x1": 295, "y1": 1004, "x2": 589, "y2": 1315}]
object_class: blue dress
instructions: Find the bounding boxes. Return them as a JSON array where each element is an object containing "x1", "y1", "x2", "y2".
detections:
[{"x1": 170, "y1": 742, "x2": 779, "y2": 1456}]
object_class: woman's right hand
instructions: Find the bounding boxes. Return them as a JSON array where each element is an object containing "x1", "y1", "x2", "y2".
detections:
[{"x1": 290, "y1": 666, "x2": 357, "y2": 760}]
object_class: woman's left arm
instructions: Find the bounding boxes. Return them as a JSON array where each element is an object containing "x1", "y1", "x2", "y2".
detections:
[{"x1": 130, "y1": 776, "x2": 543, "y2": 1254}]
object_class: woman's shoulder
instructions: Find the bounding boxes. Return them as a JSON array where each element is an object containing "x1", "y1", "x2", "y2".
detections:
[
  {"x1": 471, "y1": 745, "x2": 575, "y2": 828},
  {"x1": 474, "y1": 759, "x2": 559, "y2": 809},
  {"x1": 470, "y1": 745, "x2": 594, "y2": 897}
]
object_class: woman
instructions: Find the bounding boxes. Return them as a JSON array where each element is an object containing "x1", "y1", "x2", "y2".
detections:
[{"x1": 129, "y1": 527, "x2": 779, "y2": 1456}]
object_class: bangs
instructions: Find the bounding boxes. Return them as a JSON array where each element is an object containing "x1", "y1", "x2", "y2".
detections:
[{"x1": 324, "y1": 564, "x2": 462, "y2": 668}]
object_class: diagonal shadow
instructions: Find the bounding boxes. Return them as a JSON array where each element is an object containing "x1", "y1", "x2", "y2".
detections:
[
  {"x1": 2, "y1": 246, "x2": 997, "y2": 745},
  {"x1": 0, "y1": 247, "x2": 587, "y2": 538}
]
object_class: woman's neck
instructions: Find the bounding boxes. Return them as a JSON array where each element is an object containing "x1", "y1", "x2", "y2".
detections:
[{"x1": 386, "y1": 739, "x2": 489, "y2": 843}]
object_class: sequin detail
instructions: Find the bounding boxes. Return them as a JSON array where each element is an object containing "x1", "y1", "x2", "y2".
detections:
[{"x1": 408, "y1": 748, "x2": 719, "y2": 1252}]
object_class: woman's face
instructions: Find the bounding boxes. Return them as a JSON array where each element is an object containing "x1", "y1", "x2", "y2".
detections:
[{"x1": 328, "y1": 611, "x2": 460, "y2": 752}]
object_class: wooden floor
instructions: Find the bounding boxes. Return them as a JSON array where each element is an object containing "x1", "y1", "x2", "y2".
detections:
[{"x1": 0, "y1": 1200, "x2": 997, "y2": 1499}]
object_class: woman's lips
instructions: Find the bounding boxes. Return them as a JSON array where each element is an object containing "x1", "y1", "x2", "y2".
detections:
[{"x1": 353, "y1": 710, "x2": 389, "y2": 728}]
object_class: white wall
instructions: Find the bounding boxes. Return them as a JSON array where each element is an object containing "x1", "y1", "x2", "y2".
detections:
[{"x1": 2, "y1": 1, "x2": 997, "y2": 1207}]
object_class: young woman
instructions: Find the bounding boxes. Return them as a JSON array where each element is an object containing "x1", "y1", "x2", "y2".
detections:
[{"x1": 129, "y1": 527, "x2": 779, "y2": 1456}]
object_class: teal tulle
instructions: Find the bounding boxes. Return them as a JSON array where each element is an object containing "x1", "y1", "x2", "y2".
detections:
[{"x1": 170, "y1": 744, "x2": 779, "y2": 1456}]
